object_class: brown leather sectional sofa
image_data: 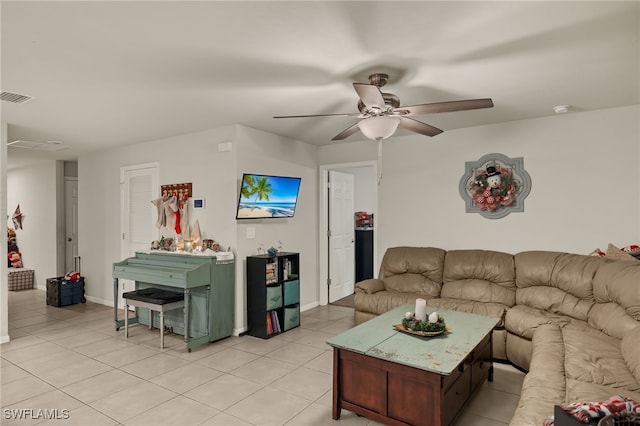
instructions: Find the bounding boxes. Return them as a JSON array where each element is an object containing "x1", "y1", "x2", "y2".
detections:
[{"x1": 354, "y1": 246, "x2": 640, "y2": 426}]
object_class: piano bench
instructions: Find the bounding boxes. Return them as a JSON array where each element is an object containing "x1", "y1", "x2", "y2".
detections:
[{"x1": 122, "y1": 288, "x2": 185, "y2": 349}]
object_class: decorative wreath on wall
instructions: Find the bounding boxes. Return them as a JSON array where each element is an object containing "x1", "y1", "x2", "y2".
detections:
[{"x1": 459, "y1": 153, "x2": 531, "y2": 219}]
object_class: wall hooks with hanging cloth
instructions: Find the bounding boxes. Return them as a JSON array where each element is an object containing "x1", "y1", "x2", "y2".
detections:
[
  {"x1": 152, "y1": 183, "x2": 193, "y2": 235},
  {"x1": 160, "y1": 183, "x2": 192, "y2": 201}
]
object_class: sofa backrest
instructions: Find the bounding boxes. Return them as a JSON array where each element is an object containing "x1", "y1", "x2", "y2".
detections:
[
  {"x1": 514, "y1": 251, "x2": 598, "y2": 322},
  {"x1": 442, "y1": 250, "x2": 516, "y2": 307},
  {"x1": 379, "y1": 246, "x2": 445, "y2": 297},
  {"x1": 589, "y1": 259, "x2": 640, "y2": 339}
]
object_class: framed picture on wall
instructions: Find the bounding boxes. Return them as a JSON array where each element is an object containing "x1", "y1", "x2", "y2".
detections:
[{"x1": 459, "y1": 153, "x2": 532, "y2": 219}]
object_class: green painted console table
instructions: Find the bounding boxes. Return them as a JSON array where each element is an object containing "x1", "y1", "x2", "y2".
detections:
[
  {"x1": 327, "y1": 304, "x2": 499, "y2": 426},
  {"x1": 112, "y1": 251, "x2": 234, "y2": 351}
]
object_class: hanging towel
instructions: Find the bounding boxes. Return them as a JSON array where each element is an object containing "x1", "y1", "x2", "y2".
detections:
[
  {"x1": 178, "y1": 200, "x2": 188, "y2": 236},
  {"x1": 163, "y1": 195, "x2": 177, "y2": 231},
  {"x1": 151, "y1": 197, "x2": 166, "y2": 228}
]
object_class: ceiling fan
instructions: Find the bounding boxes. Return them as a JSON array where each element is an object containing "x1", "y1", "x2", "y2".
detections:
[{"x1": 274, "y1": 73, "x2": 494, "y2": 141}]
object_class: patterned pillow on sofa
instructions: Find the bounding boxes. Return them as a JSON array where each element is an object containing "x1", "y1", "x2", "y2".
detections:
[
  {"x1": 621, "y1": 244, "x2": 640, "y2": 259},
  {"x1": 606, "y1": 243, "x2": 640, "y2": 262}
]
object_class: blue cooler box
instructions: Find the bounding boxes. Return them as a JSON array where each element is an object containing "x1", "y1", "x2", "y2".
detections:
[{"x1": 46, "y1": 277, "x2": 86, "y2": 307}]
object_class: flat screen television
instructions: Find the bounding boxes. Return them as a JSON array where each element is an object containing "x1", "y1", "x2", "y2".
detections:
[{"x1": 236, "y1": 174, "x2": 302, "y2": 219}]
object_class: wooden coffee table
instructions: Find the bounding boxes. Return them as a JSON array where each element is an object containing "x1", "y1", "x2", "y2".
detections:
[{"x1": 327, "y1": 304, "x2": 499, "y2": 426}]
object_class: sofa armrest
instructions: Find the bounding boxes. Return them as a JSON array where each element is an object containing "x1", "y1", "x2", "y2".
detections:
[
  {"x1": 355, "y1": 279, "x2": 386, "y2": 294},
  {"x1": 510, "y1": 323, "x2": 566, "y2": 426}
]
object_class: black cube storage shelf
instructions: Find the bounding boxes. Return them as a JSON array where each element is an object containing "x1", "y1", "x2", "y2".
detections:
[{"x1": 246, "y1": 252, "x2": 300, "y2": 339}]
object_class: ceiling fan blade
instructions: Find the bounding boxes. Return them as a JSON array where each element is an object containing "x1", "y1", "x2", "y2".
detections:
[
  {"x1": 331, "y1": 122, "x2": 361, "y2": 141},
  {"x1": 353, "y1": 83, "x2": 386, "y2": 110},
  {"x1": 274, "y1": 112, "x2": 363, "y2": 119},
  {"x1": 398, "y1": 98, "x2": 494, "y2": 115},
  {"x1": 398, "y1": 117, "x2": 443, "y2": 137}
]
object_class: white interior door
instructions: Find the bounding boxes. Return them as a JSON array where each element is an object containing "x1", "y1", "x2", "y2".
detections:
[
  {"x1": 64, "y1": 178, "x2": 78, "y2": 273},
  {"x1": 119, "y1": 163, "x2": 159, "y2": 307},
  {"x1": 329, "y1": 170, "x2": 355, "y2": 303}
]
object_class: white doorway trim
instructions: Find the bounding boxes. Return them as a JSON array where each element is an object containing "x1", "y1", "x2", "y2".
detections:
[
  {"x1": 318, "y1": 160, "x2": 378, "y2": 306},
  {"x1": 64, "y1": 177, "x2": 79, "y2": 273},
  {"x1": 119, "y1": 162, "x2": 159, "y2": 260},
  {"x1": 328, "y1": 170, "x2": 355, "y2": 303},
  {"x1": 119, "y1": 162, "x2": 159, "y2": 308}
]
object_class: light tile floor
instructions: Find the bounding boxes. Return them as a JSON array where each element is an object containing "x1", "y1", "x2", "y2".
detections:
[{"x1": 1, "y1": 289, "x2": 525, "y2": 425}]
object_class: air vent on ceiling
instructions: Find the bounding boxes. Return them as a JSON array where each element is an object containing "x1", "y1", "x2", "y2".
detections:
[
  {"x1": 8, "y1": 140, "x2": 70, "y2": 152},
  {"x1": 1, "y1": 91, "x2": 34, "y2": 104}
]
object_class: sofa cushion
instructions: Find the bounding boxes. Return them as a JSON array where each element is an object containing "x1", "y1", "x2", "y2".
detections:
[
  {"x1": 354, "y1": 290, "x2": 435, "y2": 316},
  {"x1": 442, "y1": 249, "x2": 516, "y2": 307},
  {"x1": 428, "y1": 298, "x2": 508, "y2": 327},
  {"x1": 512, "y1": 323, "x2": 640, "y2": 426},
  {"x1": 516, "y1": 286, "x2": 594, "y2": 323},
  {"x1": 505, "y1": 304, "x2": 590, "y2": 340},
  {"x1": 514, "y1": 251, "x2": 598, "y2": 323},
  {"x1": 563, "y1": 323, "x2": 640, "y2": 402},
  {"x1": 355, "y1": 278, "x2": 385, "y2": 294},
  {"x1": 378, "y1": 246, "x2": 445, "y2": 298},
  {"x1": 622, "y1": 326, "x2": 640, "y2": 383},
  {"x1": 515, "y1": 251, "x2": 599, "y2": 298},
  {"x1": 590, "y1": 259, "x2": 640, "y2": 338}
]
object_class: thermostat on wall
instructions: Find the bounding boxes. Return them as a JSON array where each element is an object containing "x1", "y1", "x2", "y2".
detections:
[{"x1": 193, "y1": 198, "x2": 205, "y2": 209}]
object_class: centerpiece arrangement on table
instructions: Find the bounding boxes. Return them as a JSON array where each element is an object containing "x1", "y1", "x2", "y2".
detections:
[{"x1": 394, "y1": 298, "x2": 449, "y2": 337}]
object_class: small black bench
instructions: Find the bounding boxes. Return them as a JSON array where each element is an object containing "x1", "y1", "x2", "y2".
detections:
[{"x1": 122, "y1": 288, "x2": 185, "y2": 349}]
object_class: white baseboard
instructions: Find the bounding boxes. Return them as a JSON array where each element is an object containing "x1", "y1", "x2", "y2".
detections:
[{"x1": 301, "y1": 301, "x2": 319, "y2": 312}]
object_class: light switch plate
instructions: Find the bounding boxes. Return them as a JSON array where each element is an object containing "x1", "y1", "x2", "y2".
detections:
[{"x1": 246, "y1": 227, "x2": 255, "y2": 239}]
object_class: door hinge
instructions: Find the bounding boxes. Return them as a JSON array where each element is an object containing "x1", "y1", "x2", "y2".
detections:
[
  {"x1": 122, "y1": 232, "x2": 125, "y2": 240},
  {"x1": 327, "y1": 229, "x2": 331, "y2": 238},
  {"x1": 327, "y1": 278, "x2": 331, "y2": 286}
]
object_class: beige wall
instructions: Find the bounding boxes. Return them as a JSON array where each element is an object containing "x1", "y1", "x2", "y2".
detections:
[
  {"x1": 6, "y1": 161, "x2": 59, "y2": 287},
  {"x1": 78, "y1": 126, "x2": 239, "y2": 309},
  {"x1": 3, "y1": 105, "x2": 639, "y2": 341},
  {"x1": 320, "y1": 105, "x2": 640, "y2": 259},
  {"x1": 77, "y1": 124, "x2": 317, "y2": 334},
  {"x1": 234, "y1": 126, "x2": 319, "y2": 330}
]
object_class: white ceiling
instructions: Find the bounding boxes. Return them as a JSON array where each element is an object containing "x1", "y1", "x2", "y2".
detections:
[{"x1": 2, "y1": 1, "x2": 639, "y2": 169}]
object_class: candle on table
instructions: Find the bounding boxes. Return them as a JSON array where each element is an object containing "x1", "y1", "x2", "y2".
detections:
[{"x1": 415, "y1": 298, "x2": 427, "y2": 322}]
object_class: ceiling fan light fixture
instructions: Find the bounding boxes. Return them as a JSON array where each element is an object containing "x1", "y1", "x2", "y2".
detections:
[{"x1": 358, "y1": 116, "x2": 400, "y2": 140}]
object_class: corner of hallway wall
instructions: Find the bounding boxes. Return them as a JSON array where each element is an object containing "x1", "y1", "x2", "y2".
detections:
[
  {"x1": 1, "y1": 122, "x2": 9, "y2": 343},
  {"x1": 6, "y1": 161, "x2": 59, "y2": 287},
  {"x1": 55, "y1": 160, "x2": 65, "y2": 275}
]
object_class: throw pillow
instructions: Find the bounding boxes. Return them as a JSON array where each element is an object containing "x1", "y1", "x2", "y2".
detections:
[
  {"x1": 589, "y1": 248, "x2": 606, "y2": 257},
  {"x1": 621, "y1": 244, "x2": 640, "y2": 259},
  {"x1": 606, "y1": 243, "x2": 639, "y2": 262}
]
